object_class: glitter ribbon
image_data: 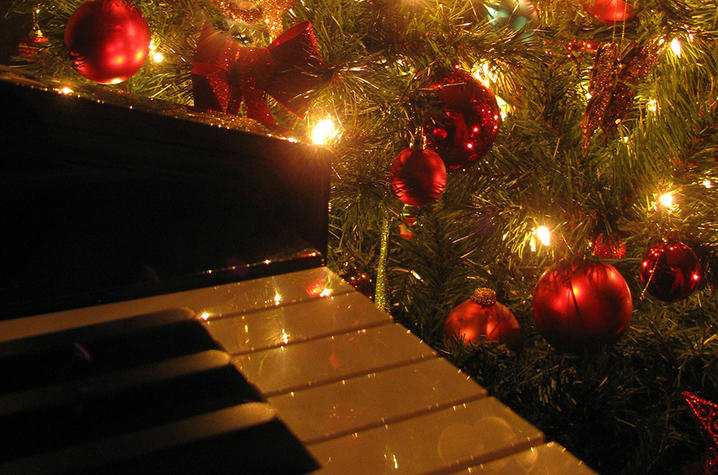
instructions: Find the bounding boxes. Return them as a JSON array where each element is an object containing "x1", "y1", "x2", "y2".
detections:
[{"x1": 191, "y1": 21, "x2": 328, "y2": 129}]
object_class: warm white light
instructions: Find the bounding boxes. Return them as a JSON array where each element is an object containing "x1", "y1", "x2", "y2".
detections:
[
  {"x1": 647, "y1": 99, "x2": 657, "y2": 112},
  {"x1": 319, "y1": 288, "x2": 333, "y2": 297},
  {"x1": 199, "y1": 312, "x2": 211, "y2": 321},
  {"x1": 670, "y1": 38, "x2": 682, "y2": 57},
  {"x1": 311, "y1": 118, "x2": 339, "y2": 144},
  {"x1": 659, "y1": 192, "x2": 674, "y2": 208},
  {"x1": 495, "y1": 95, "x2": 512, "y2": 120},
  {"x1": 703, "y1": 179, "x2": 712, "y2": 188},
  {"x1": 471, "y1": 62, "x2": 498, "y2": 87},
  {"x1": 273, "y1": 293, "x2": 282, "y2": 305},
  {"x1": 149, "y1": 40, "x2": 164, "y2": 63},
  {"x1": 59, "y1": 86, "x2": 73, "y2": 95},
  {"x1": 536, "y1": 226, "x2": 551, "y2": 246}
]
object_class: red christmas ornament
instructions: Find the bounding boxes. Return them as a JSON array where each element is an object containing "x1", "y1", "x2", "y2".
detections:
[
  {"x1": 583, "y1": 0, "x2": 634, "y2": 23},
  {"x1": 591, "y1": 233, "x2": 626, "y2": 259},
  {"x1": 64, "y1": 0, "x2": 150, "y2": 84},
  {"x1": 424, "y1": 68, "x2": 500, "y2": 169},
  {"x1": 640, "y1": 240, "x2": 702, "y2": 302},
  {"x1": 18, "y1": 8, "x2": 49, "y2": 58},
  {"x1": 682, "y1": 391, "x2": 718, "y2": 475},
  {"x1": 192, "y1": 21, "x2": 329, "y2": 130},
  {"x1": 390, "y1": 148, "x2": 447, "y2": 206},
  {"x1": 532, "y1": 260, "x2": 632, "y2": 350},
  {"x1": 339, "y1": 262, "x2": 375, "y2": 300},
  {"x1": 444, "y1": 288, "x2": 520, "y2": 350}
]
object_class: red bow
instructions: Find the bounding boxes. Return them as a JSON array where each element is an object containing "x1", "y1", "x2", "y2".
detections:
[{"x1": 192, "y1": 21, "x2": 328, "y2": 129}]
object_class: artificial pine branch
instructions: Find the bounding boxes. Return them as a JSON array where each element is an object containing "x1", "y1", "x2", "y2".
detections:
[{"x1": 1, "y1": 0, "x2": 716, "y2": 473}]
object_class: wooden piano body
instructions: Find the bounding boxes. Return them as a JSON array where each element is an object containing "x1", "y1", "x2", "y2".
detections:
[{"x1": 0, "y1": 77, "x2": 594, "y2": 473}]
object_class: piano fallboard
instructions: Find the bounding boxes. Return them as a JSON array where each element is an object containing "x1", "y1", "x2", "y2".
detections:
[{"x1": 0, "y1": 267, "x2": 594, "y2": 474}]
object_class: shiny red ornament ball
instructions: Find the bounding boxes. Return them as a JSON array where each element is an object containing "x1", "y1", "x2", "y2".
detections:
[
  {"x1": 424, "y1": 68, "x2": 500, "y2": 169},
  {"x1": 390, "y1": 148, "x2": 447, "y2": 206},
  {"x1": 583, "y1": 0, "x2": 634, "y2": 23},
  {"x1": 64, "y1": 0, "x2": 150, "y2": 83},
  {"x1": 532, "y1": 260, "x2": 632, "y2": 350},
  {"x1": 640, "y1": 240, "x2": 702, "y2": 302},
  {"x1": 444, "y1": 288, "x2": 520, "y2": 350}
]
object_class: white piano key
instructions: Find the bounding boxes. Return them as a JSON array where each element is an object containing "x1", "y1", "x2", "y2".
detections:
[
  {"x1": 0, "y1": 267, "x2": 353, "y2": 342},
  {"x1": 308, "y1": 397, "x2": 544, "y2": 474},
  {"x1": 456, "y1": 442, "x2": 596, "y2": 474},
  {"x1": 268, "y1": 357, "x2": 487, "y2": 444},
  {"x1": 204, "y1": 292, "x2": 392, "y2": 355},
  {"x1": 232, "y1": 324, "x2": 436, "y2": 397}
]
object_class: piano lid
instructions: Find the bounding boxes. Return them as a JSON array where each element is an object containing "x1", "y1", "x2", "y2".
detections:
[{"x1": 0, "y1": 74, "x2": 330, "y2": 320}]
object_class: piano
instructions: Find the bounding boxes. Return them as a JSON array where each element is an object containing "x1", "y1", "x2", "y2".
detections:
[{"x1": 0, "y1": 74, "x2": 594, "y2": 473}]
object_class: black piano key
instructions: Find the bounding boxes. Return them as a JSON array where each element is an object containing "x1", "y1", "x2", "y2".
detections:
[
  {"x1": 0, "y1": 362, "x2": 262, "y2": 462},
  {"x1": 1, "y1": 404, "x2": 318, "y2": 474},
  {"x1": 0, "y1": 313, "x2": 220, "y2": 395},
  {"x1": 84, "y1": 417, "x2": 319, "y2": 475}
]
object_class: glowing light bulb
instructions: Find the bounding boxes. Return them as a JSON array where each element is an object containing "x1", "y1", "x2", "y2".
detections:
[
  {"x1": 670, "y1": 38, "x2": 682, "y2": 57},
  {"x1": 495, "y1": 95, "x2": 512, "y2": 119},
  {"x1": 311, "y1": 118, "x2": 339, "y2": 144},
  {"x1": 703, "y1": 179, "x2": 712, "y2": 188},
  {"x1": 647, "y1": 99, "x2": 657, "y2": 112},
  {"x1": 273, "y1": 293, "x2": 282, "y2": 305},
  {"x1": 659, "y1": 192, "x2": 674, "y2": 208},
  {"x1": 199, "y1": 312, "x2": 211, "y2": 321},
  {"x1": 59, "y1": 86, "x2": 73, "y2": 95},
  {"x1": 148, "y1": 40, "x2": 164, "y2": 63},
  {"x1": 536, "y1": 226, "x2": 551, "y2": 246},
  {"x1": 471, "y1": 62, "x2": 498, "y2": 87}
]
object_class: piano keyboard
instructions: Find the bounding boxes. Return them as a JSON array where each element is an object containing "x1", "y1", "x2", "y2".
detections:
[{"x1": 0, "y1": 267, "x2": 595, "y2": 474}]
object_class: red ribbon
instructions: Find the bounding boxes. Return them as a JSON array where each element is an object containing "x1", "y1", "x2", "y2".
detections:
[{"x1": 192, "y1": 21, "x2": 328, "y2": 129}]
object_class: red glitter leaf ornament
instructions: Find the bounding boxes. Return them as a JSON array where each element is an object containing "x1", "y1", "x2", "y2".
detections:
[
  {"x1": 682, "y1": 391, "x2": 718, "y2": 475},
  {"x1": 580, "y1": 41, "x2": 660, "y2": 155}
]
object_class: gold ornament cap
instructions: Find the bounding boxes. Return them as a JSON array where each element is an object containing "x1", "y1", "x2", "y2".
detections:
[{"x1": 470, "y1": 288, "x2": 496, "y2": 306}]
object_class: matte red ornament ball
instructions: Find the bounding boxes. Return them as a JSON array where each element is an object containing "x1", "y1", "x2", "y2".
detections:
[
  {"x1": 444, "y1": 288, "x2": 520, "y2": 350},
  {"x1": 64, "y1": 0, "x2": 150, "y2": 83},
  {"x1": 390, "y1": 148, "x2": 447, "y2": 206},
  {"x1": 532, "y1": 260, "x2": 632, "y2": 350},
  {"x1": 583, "y1": 0, "x2": 634, "y2": 23},
  {"x1": 424, "y1": 68, "x2": 500, "y2": 169},
  {"x1": 640, "y1": 240, "x2": 702, "y2": 302}
]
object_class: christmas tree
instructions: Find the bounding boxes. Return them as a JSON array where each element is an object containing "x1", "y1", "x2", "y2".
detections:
[{"x1": 2, "y1": 0, "x2": 717, "y2": 472}]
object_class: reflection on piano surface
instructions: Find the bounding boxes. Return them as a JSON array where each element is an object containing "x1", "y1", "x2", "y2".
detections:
[{"x1": 0, "y1": 268, "x2": 595, "y2": 474}]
